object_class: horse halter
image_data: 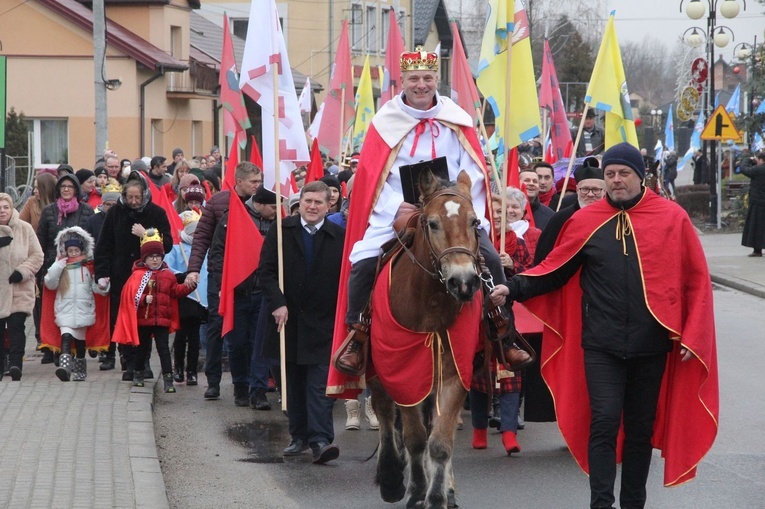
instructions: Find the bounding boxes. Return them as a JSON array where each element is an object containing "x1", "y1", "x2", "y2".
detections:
[{"x1": 405, "y1": 188, "x2": 481, "y2": 286}]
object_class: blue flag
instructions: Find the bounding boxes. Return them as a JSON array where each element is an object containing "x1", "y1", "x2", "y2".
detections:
[
  {"x1": 725, "y1": 84, "x2": 741, "y2": 115},
  {"x1": 664, "y1": 104, "x2": 675, "y2": 152}
]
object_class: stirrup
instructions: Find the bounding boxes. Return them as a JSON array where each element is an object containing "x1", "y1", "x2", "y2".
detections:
[{"x1": 332, "y1": 325, "x2": 369, "y2": 377}]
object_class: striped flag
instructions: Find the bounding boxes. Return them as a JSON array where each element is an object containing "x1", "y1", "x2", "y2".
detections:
[
  {"x1": 380, "y1": 9, "x2": 406, "y2": 106},
  {"x1": 219, "y1": 14, "x2": 251, "y2": 149},
  {"x1": 539, "y1": 38, "x2": 573, "y2": 162},
  {"x1": 317, "y1": 20, "x2": 355, "y2": 159}
]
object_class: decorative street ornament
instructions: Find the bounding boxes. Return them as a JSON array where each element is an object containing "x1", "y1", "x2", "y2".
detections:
[{"x1": 691, "y1": 57, "x2": 709, "y2": 84}]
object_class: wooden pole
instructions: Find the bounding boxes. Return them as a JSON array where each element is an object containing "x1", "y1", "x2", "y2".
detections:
[
  {"x1": 273, "y1": 64, "x2": 288, "y2": 412},
  {"x1": 500, "y1": 26, "x2": 515, "y2": 251},
  {"x1": 476, "y1": 106, "x2": 501, "y2": 189},
  {"x1": 558, "y1": 104, "x2": 589, "y2": 212},
  {"x1": 338, "y1": 88, "x2": 346, "y2": 161}
]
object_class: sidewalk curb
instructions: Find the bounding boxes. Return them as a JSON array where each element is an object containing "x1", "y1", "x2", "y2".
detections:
[
  {"x1": 711, "y1": 272, "x2": 765, "y2": 300},
  {"x1": 128, "y1": 378, "x2": 170, "y2": 509}
]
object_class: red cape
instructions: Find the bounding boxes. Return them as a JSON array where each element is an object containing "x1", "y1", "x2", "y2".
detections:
[
  {"x1": 522, "y1": 190, "x2": 718, "y2": 486},
  {"x1": 112, "y1": 267, "x2": 181, "y2": 346},
  {"x1": 326, "y1": 117, "x2": 493, "y2": 399},
  {"x1": 40, "y1": 261, "x2": 111, "y2": 353}
]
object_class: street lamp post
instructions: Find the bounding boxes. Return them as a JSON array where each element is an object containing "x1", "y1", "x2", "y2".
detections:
[{"x1": 681, "y1": 0, "x2": 746, "y2": 226}]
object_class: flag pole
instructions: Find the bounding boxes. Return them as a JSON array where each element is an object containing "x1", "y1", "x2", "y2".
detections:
[
  {"x1": 476, "y1": 106, "x2": 501, "y2": 189},
  {"x1": 272, "y1": 62, "x2": 288, "y2": 412},
  {"x1": 338, "y1": 88, "x2": 346, "y2": 161},
  {"x1": 558, "y1": 104, "x2": 589, "y2": 211},
  {"x1": 500, "y1": 22, "x2": 515, "y2": 253}
]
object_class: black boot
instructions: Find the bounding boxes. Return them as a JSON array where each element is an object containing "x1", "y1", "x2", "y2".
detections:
[
  {"x1": 204, "y1": 382, "x2": 220, "y2": 400},
  {"x1": 55, "y1": 334, "x2": 73, "y2": 382},
  {"x1": 186, "y1": 372, "x2": 198, "y2": 386},
  {"x1": 234, "y1": 383, "x2": 249, "y2": 407},
  {"x1": 250, "y1": 388, "x2": 271, "y2": 411},
  {"x1": 121, "y1": 360, "x2": 134, "y2": 381},
  {"x1": 41, "y1": 348, "x2": 55, "y2": 364},
  {"x1": 163, "y1": 373, "x2": 176, "y2": 393},
  {"x1": 144, "y1": 359, "x2": 154, "y2": 380}
]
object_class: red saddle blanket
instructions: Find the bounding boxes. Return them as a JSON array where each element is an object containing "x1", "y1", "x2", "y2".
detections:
[{"x1": 369, "y1": 261, "x2": 482, "y2": 407}]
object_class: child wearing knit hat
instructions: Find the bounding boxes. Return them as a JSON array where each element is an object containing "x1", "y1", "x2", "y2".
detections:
[{"x1": 112, "y1": 229, "x2": 196, "y2": 392}]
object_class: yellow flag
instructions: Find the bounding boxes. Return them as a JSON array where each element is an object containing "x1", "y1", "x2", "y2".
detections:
[
  {"x1": 352, "y1": 55, "x2": 375, "y2": 151},
  {"x1": 477, "y1": 0, "x2": 540, "y2": 156},
  {"x1": 584, "y1": 12, "x2": 638, "y2": 149}
]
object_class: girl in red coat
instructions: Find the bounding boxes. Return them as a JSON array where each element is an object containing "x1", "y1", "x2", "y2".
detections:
[{"x1": 113, "y1": 229, "x2": 195, "y2": 392}]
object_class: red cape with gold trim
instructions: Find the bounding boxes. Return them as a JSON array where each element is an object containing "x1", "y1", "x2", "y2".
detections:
[
  {"x1": 40, "y1": 261, "x2": 111, "y2": 353},
  {"x1": 326, "y1": 98, "x2": 493, "y2": 399},
  {"x1": 112, "y1": 266, "x2": 181, "y2": 346},
  {"x1": 521, "y1": 189, "x2": 718, "y2": 486}
]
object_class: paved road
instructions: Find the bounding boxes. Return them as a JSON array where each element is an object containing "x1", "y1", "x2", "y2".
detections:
[{"x1": 155, "y1": 285, "x2": 765, "y2": 508}]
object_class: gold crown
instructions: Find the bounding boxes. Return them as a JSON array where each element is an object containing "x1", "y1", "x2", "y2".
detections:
[
  {"x1": 140, "y1": 228, "x2": 163, "y2": 247},
  {"x1": 180, "y1": 210, "x2": 201, "y2": 227},
  {"x1": 102, "y1": 180, "x2": 122, "y2": 194},
  {"x1": 400, "y1": 46, "x2": 439, "y2": 72}
]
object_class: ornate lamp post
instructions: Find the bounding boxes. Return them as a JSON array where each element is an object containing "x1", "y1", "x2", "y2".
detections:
[{"x1": 680, "y1": 0, "x2": 746, "y2": 226}]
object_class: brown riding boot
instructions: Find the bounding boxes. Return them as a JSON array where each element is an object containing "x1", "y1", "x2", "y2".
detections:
[
  {"x1": 503, "y1": 345, "x2": 533, "y2": 370},
  {"x1": 332, "y1": 324, "x2": 369, "y2": 377}
]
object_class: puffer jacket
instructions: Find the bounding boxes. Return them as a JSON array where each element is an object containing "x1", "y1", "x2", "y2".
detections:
[
  {"x1": 43, "y1": 227, "x2": 109, "y2": 329},
  {"x1": 131, "y1": 261, "x2": 193, "y2": 328},
  {"x1": 0, "y1": 200, "x2": 44, "y2": 318},
  {"x1": 37, "y1": 174, "x2": 94, "y2": 274}
]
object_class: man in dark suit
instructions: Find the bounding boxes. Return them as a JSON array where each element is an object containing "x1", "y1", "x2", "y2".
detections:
[{"x1": 259, "y1": 181, "x2": 345, "y2": 464}]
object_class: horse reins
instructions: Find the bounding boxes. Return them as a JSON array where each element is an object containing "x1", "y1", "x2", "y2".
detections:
[{"x1": 395, "y1": 188, "x2": 481, "y2": 287}]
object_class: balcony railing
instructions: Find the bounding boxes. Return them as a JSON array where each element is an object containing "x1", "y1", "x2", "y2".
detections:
[{"x1": 167, "y1": 60, "x2": 218, "y2": 97}]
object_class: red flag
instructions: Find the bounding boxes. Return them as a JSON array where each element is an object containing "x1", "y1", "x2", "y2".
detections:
[
  {"x1": 317, "y1": 20, "x2": 355, "y2": 159},
  {"x1": 380, "y1": 10, "x2": 406, "y2": 106},
  {"x1": 288, "y1": 171, "x2": 299, "y2": 194},
  {"x1": 220, "y1": 14, "x2": 251, "y2": 149},
  {"x1": 222, "y1": 142, "x2": 239, "y2": 192},
  {"x1": 219, "y1": 193, "x2": 263, "y2": 337},
  {"x1": 305, "y1": 138, "x2": 324, "y2": 184},
  {"x1": 250, "y1": 135, "x2": 263, "y2": 168},
  {"x1": 507, "y1": 147, "x2": 520, "y2": 189},
  {"x1": 340, "y1": 181, "x2": 347, "y2": 199},
  {"x1": 539, "y1": 39, "x2": 573, "y2": 161},
  {"x1": 145, "y1": 179, "x2": 183, "y2": 244},
  {"x1": 450, "y1": 22, "x2": 481, "y2": 125}
]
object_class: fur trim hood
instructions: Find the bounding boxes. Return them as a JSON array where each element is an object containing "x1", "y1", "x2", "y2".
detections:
[{"x1": 54, "y1": 226, "x2": 95, "y2": 258}]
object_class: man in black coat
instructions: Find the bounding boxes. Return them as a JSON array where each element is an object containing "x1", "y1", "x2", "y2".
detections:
[
  {"x1": 259, "y1": 181, "x2": 345, "y2": 464},
  {"x1": 94, "y1": 171, "x2": 172, "y2": 374}
]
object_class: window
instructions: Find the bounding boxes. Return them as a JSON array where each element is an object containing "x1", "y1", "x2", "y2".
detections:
[
  {"x1": 366, "y1": 6, "x2": 377, "y2": 52},
  {"x1": 380, "y1": 8, "x2": 390, "y2": 51},
  {"x1": 232, "y1": 18, "x2": 249, "y2": 41},
  {"x1": 25, "y1": 118, "x2": 68, "y2": 167},
  {"x1": 170, "y1": 26, "x2": 182, "y2": 58},
  {"x1": 398, "y1": 9, "x2": 406, "y2": 47},
  {"x1": 351, "y1": 3, "x2": 363, "y2": 52}
]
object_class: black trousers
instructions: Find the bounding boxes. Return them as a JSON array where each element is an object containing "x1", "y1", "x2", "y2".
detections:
[
  {"x1": 203, "y1": 291, "x2": 224, "y2": 385},
  {"x1": 135, "y1": 325, "x2": 172, "y2": 375},
  {"x1": 173, "y1": 316, "x2": 201, "y2": 374},
  {"x1": 0, "y1": 312, "x2": 27, "y2": 370},
  {"x1": 285, "y1": 362, "x2": 335, "y2": 447},
  {"x1": 584, "y1": 349, "x2": 667, "y2": 509},
  {"x1": 346, "y1": 228, "x2": 503, "y2": 324}
]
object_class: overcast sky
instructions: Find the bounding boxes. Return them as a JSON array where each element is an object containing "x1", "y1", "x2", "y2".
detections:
[{"x1": 607, "y1": 0, "x2": 765, "y2": 62}]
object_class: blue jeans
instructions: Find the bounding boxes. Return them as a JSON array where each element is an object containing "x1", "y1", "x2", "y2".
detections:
[{"x1": 584, "y1": 349, "x2": 667, "y2": 509}]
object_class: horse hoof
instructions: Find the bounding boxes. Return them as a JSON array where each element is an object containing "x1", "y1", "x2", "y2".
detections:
[
  {"x1": 447, "y1": 488, "x2": 458, "y2": 508},
  {"x1": 380, "y1": 483, "x2": 406, "y2": 503}
]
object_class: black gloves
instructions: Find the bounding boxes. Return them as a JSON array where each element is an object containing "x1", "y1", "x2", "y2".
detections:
[
  {"x1": 8, "y1": 270, "x2": 23, "y2": 284},
  {"x1": 0, "y1": 236, "x2": 12, "y2": 248}
]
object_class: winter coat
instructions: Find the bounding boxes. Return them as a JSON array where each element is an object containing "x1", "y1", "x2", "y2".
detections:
[
  {"x1": 43, "y1": 227, "x2": 109, "y2": 329},
  {"x1": 36, "y1": 175, "x2": 94, "y2": 275},
  {"x1": 188, "y1": 190, "x2": 244, "y2": 273},
  {"x1": 94, "y1": 172, "x2": 172, "y2": 293},
  {"x1": 0, "y1": 205, "x2": 44, "y2": 318},
  {"x1": 260, "y1": 216, "x2": 345, "y2": 365},
  {"x1": 129, "y1": 262, "x2": 193, "y2": 328},
  {"x1": 165, "y1": 240, "x2": 209, "y2": 309}
]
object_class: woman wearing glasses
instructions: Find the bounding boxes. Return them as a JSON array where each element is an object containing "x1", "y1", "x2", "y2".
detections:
[{"x1": 36, "y1": 174, "x2": 95, "y2": 363}]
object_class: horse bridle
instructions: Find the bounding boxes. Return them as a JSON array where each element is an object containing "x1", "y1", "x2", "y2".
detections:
[{"x1": 396, "y1": 188, "x2": 481, "y2": 286}]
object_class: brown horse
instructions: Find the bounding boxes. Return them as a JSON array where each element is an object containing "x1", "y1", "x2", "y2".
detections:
[{"x1": 368, "y1": 169, "x2": 482, "y2": 509}]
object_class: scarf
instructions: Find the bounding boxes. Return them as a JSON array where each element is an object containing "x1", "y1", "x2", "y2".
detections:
[
  {"x1": 510, "y1": 219, "x2": 530, "y2": 239},
  {"x1": 56, "y1": 197, "x2": 79, "y2": 225}
]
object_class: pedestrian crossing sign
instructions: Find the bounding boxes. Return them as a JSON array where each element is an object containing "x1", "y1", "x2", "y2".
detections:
[{"x1": 700, "y1": 105, "x2": 742, "y2": 141}]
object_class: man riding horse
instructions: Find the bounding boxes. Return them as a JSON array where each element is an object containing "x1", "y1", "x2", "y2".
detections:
[{"x1": 327, "y1": 48, "x2": 512, "y2": 397}]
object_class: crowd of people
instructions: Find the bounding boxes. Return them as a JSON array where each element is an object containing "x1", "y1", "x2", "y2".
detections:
[{"x1": 0, "y1": 48, "x2": 722, "y2": 507}]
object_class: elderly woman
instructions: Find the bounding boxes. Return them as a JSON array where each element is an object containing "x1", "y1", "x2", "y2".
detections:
[
  {"x1": 94, "y1": 171, "x2": 172, "y2": 375},
  {"x1": 505, "y1": 186, "x2": 541, "y2": 261},
  {"x1": 0, "y1": 193, "x2": 44, "y2": 380}
]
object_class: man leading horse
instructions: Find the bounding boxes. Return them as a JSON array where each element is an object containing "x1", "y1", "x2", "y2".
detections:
[{"x1": 327, "y1": 48, "x2": 505, "y2": 395}]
